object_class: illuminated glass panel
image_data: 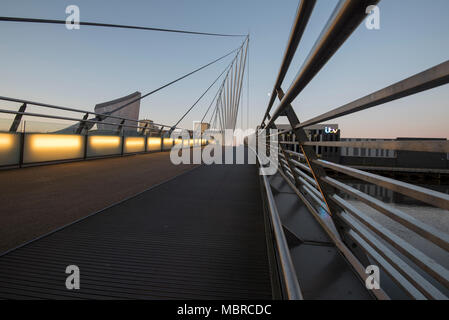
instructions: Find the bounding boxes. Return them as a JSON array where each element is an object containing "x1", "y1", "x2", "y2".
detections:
[
  {"x1": 124, "y1": 137, "x2": 145, "y2": 154},
  {"x1": 147, "y1": 137, "x2": 162, "y2": 152},
  {"x1": 0, "y1": 133, "x2": 20, "y2": 166},
  {"x1": 163, "y1": 138, "x2": 173, "y2": 150},
  {"x1": 24, "y1": 134, "x2": 84, "y2": 163},
  {"x1": 87, "y1": 135, "x2": 121, "y2": 157}
]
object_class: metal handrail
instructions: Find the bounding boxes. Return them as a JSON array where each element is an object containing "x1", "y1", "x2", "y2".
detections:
[
  {"x1": 275, "y1": 144, "x2": 449, "y2": 297},
  {"x1": 315, "y1": 159, "x2": 449, "y2": 211},
  {"x1": 0, "y1": 108, "x2": 144, "y2": 131},
  {"x1": 346, "y1": 229, "x2": 427, "y2": 300},
  {"x1": 261, "y1": 173, "x2": 304, "y2": 300},
  {"x1": 252, "y1": 148, "x2": 303, "y2": 300},
  {"x1": 265, "y1": 0, "x2": 380, "y2": 128},
  {"x1": 275, "y1": 147, "x2": 449, "y2": 299},
  {"x1": 273, "y1": 154, "x2": 389, "y2": 300},
  {"x1": 297, "y1": 60, "x2": 449, "y2": 129},
  {"x1": 261, "y1": 0, "x2": 316, "y2": 126},
  {"x1": 323, "y1": 176, "x2": 449, "y2": 252},
  {"x1": 278, "y1": 143, "x2": 449, "y2": 285},
  {"x1": 0, "y1": 95, "x2": 180, "y2": 131},
  {"x1": 257, "y1": 0, "x2": 449, "y2": 299},
  {"x1": 331, "y1": 194, "x2": 449, "y2": 291}
]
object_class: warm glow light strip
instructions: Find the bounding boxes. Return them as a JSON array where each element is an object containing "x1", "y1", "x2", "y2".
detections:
[
  {"x1": 125, "y1": 138, "x2": 145, "y2": 147},
  {"x1": 30, "y1": 134, "x2": 82, "y2": 150},
  {"x1": 90, "y1": 136, "x2": 121, "y2": 147},
  {"x1": 173, "y1": 138, "x2": 199, "y2": 147},
  {"x1": 0, "y1": 133, "x2": 19, "y2": 166},
  {"x1": 147, "y1": 137, "x2": 161, "y2": 146},
  {"x1": 0, "y1": 134, "x2": 13, "y2": 148}
]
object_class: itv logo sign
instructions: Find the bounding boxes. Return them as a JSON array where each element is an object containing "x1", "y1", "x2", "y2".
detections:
[{"x1": 324, "y1": 127, "x2": 339, "y2": 134}]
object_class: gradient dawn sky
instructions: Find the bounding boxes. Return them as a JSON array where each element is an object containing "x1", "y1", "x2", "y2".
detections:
[{"x1": 0, "y1": 0, "x2": 448, "y2": 138}]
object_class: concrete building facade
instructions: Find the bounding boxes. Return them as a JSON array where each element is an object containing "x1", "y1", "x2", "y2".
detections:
[
  {"x1": 94, "y1": 91, "x2": 141, "y2": 134},
  {"x1": 277, "y1": 124, "x2": 340, "y2": 162},
  {"x1": 277, "y1": 124, "x2": 448, "y2": 170}
]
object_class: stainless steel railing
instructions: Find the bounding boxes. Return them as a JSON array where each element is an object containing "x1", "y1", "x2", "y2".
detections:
[
  {"x1": 0, "y1": 96, "x2": 198, "y2": 168},
  {"x1": 253, "y1": 148, "x2": 304, "y2": 300},
  {"x1": 0, "y1": 95, "x2": 187, "y2": 135},
  {"x1": 258, "y1": 0, "x2": 449, "y2": 300}
]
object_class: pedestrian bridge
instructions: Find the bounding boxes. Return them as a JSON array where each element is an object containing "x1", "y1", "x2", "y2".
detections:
[
  {"x1": 1, "y1": 0, "x2": 449, "y2": 300},
  {"x1": 0, "y1": 148, "x2": 374, "y2": 299}
]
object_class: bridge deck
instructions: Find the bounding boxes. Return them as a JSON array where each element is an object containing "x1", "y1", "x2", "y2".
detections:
[
  {"x1": 0, "y1": 151, "x2": 197, "y2": 254},
  {"x1": 0, "y1": 163, "x2": 272, "y2": 299}
]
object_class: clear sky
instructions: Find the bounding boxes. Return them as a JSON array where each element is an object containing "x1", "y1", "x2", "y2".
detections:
[{"x1": 0, "y1": 0, "x2": 448, "y2": 138}]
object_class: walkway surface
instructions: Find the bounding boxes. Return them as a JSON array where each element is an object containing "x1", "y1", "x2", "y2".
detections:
[
  {"x1": 0, "y1": 151, "x2": 197, "y2": 254},
  {"x1": 0, "y1": 162, "x2": 272, "y2": 299}
]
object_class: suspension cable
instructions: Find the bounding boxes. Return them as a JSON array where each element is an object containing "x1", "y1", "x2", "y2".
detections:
[
  {"x1": 102, "y1": 47, "x2": 240, "y2": 118},
  {"x1": 200, "y1": 87, "x2": 221, "y2": 125},
  {"x1": 247, "y1": 37, "x2": 250, "y2": 130},
  {"x1": 200, "y1": 42, "x2": 245, "y2": 125},
  {"x1": 0, "y1": 16, "x2": 246, "y2": 37},
  {"x1": 169, "y1": 52, "x2": 238, "y2": 133},
  {"x1": 171, "y1": 37, "x2": 249, "y2": 132}
]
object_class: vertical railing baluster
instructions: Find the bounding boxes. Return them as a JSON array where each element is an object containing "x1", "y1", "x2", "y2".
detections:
[
  {"x1": 19, "y1": 121, "x2": 25, "y2": 168},
  {"x1": 83, "y1": 133, "x2": 88, "y2": 160},
  {"x1": 9, "y1": 103, "x2": 27, "y2": 133},
  {"x1": 121, "y1": 131, "x2": 125, "y2": 156}
]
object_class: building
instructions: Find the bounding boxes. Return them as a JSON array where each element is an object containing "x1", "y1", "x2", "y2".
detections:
[
  {"x1": 138, "y1": 119, "x2": 159, "y2": 135},
  {"x1": 277, "y1": 124, "x2": 340, "y2": 162},
  {"x1": 94, "y1": 91, "x2": 141, "y2": 134},
  {"x1": 395, "y1": 138, "x2": 448, "y2": 169},
  {"x1": 194, "y1": 122, "x2": 211, "y2": 134},
  {"x1": 278, "y1": 124, "x2": 448, "y2": 170},
  {"x1": 55, "y1": 91, "x2": 142, "y2": 135},
  {"x1": 340, "y1": 138, "x2": 397, "y2": 167},
  {"x1": 340, "y1": 137, "x2": 448, "y2": 169}
]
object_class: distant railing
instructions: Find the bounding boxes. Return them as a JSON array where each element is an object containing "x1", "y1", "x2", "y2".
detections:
[
  {"x1": 0, "y1": 95, "x2": 182, "y2": 133},
  {"x1": 0, "y1": 96, "x2": 203, "y2": 168},
  {"x1": 259, "y1": 0, "x2": 449, "y2": 300}
]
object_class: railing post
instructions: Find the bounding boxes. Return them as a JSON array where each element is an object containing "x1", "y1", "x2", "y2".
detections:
[
  {"x1": 141, "y1": 122, "x2": 149, "y2": 136},
  {"x1": 265, "y1": 126, "x2": 269, "y2": 158},
  {"x1": 276, "y1": 88, "x2": 335, "y2": 212},
  {"x1": 83, "y1": 133, "x2": 88, "y2": 160},
  {"x1": 277, "y1": 87, "x2": 371, "y2": 266},
  {"x1": 9, "y1": 103, "x2": 26, "y2": 133},
  {"x1": 255, "y1": 127, "x2": 259, "y2": 155},
  {"x1": 159, "y1": 126, "x2": 165, "y2": 152},
  {"x1": 121, "y1": 132, "x2": 125, "y2": 156},
  {"x1": 144, "y1": 134, "x2": 148, "y2": 153},
  {"x1": 76, "y1": 113, "x2": 89, "y2": 135},
  {"x1": 19, "y1": 132, "x2": 25, "y2": 168}
]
